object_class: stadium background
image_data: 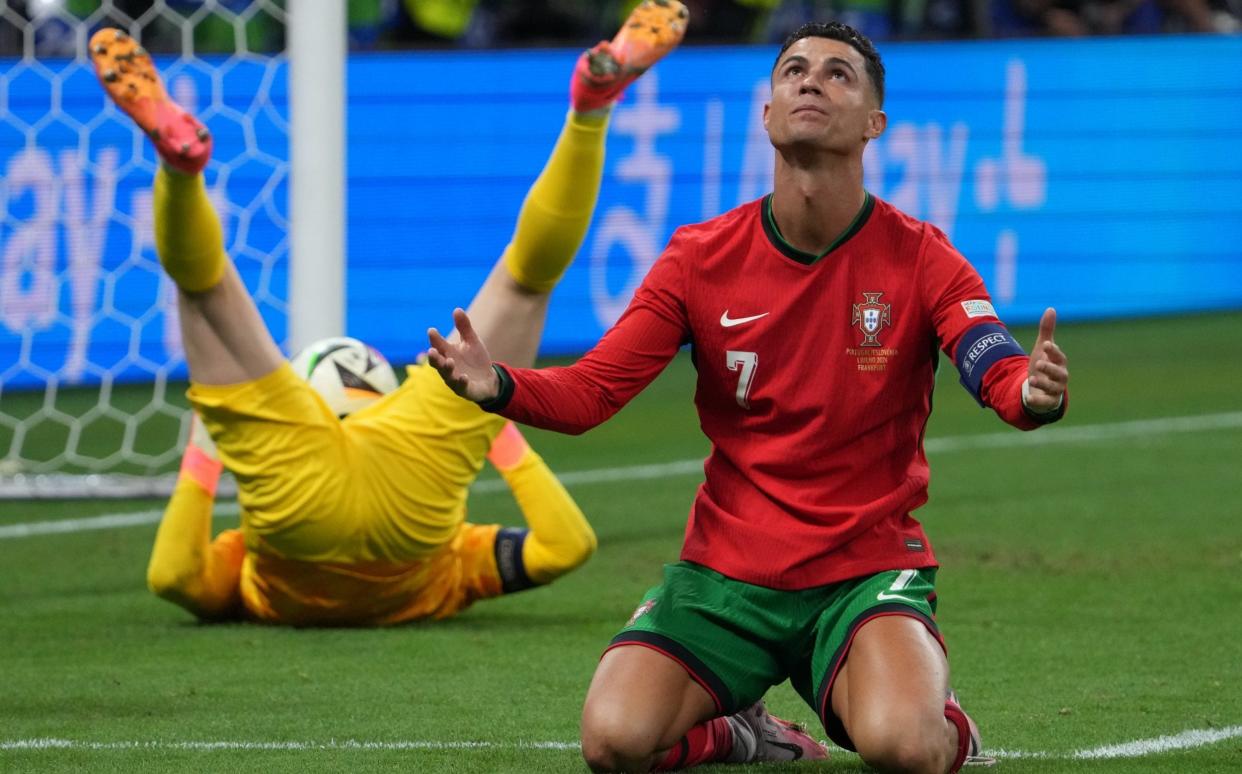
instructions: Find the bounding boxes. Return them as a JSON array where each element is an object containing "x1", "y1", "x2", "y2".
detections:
[
  {"x1": 4, "y1": 37, "x2": 1241, "y2": 386},
  {"x1": 1, "y1": 2, "x2": 1241, "y2": 771},
  {"x1": 2, "y1": 22, "x2": 1239, "y2": 476}
]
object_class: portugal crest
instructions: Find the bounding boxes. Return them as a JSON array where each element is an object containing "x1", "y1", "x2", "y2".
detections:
[
  {"x1": 626, "y1": 598, "x2": 658, "y2": 627},
  {"x1": 851, "y1": 292, "x2": 892, "y2": 347}
]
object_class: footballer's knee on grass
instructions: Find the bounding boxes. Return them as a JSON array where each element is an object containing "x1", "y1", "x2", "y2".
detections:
[
  {"x1": 580, "y1": 717, "x2": 659, "y2": 773},
  {"x1": 837, "y1": 684, "x2": 956, "y2": 773},
  {"x1": 581, "y1": 645, "x2": 718, "y2": 772},
  {"x1": 834, "y1": 616, "x2": 957, "y2": 773},
  {"x1": 581, "y1": 705, "x2": 686, "y2": 774},
  {"x1": 849, "y1": 714, "x2": 956, "y2": 774}
]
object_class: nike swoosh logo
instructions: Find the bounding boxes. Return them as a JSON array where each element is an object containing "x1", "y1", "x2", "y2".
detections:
[
  {"x1": 767, "y1": 740, "x2": 806, "y2": 759},
  {"x1": 720, "y1": 311, "x2": 770, "y2": 328}
]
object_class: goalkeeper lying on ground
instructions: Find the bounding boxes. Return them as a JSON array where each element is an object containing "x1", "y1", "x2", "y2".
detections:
[{"x1": 87, "y1": 1, "x2": 688, "y2": 625}]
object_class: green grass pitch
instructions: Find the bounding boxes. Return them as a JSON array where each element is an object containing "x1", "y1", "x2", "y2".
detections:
[{"x1": 1, "y1": 312, "x2": 1240, "y2": 772}]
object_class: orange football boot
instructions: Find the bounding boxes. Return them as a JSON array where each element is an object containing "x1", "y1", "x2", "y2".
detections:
[
  {"x1": 89, "y1": 28, "x2": 211, "y2": 175},
  {"x1": 570, "y1": 0, "x2": 690, "y2": 113}
]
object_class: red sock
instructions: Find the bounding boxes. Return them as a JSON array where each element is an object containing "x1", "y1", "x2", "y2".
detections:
[
  {"x1": 651, "y1": 716, "x2": 734, "y2": 771},
  {"x1": 943, "y1": 700, "x2": 971, "y2": 773}
]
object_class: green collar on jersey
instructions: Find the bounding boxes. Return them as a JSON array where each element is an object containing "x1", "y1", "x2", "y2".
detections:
[{"x1": 762, "y1": 191, "x2": 875, "y2": 265}]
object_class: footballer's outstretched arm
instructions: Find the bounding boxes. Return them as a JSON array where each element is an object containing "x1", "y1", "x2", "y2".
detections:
[
  {"x1": 923, "y1": 230, "x2": 1068, "y2": 429},
  {"x1": 488, "y1": 422, "x2": 597, "y2": 590},
  {"x1": 960, "y1": 307, "x2": 1069, "y2": 429},
  {"x1": 146, "y1": 416, "x2": 244, "y2": 619}
]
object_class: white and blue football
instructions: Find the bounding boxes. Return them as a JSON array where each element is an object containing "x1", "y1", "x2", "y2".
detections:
[{"x1": 289, "y1": 336, "x2": 398, "y2": 417}]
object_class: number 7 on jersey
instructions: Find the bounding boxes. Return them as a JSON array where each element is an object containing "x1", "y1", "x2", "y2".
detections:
[{"x1": 726, "y1": 350, "x2": 758, "y2": 409}]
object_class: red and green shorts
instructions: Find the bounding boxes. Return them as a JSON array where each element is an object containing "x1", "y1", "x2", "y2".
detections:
[{"x1": 608, "y1": 561, "x2": 944, "y2": 750}]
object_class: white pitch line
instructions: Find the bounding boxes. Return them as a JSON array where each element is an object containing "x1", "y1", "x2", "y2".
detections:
[
  {"x1": 926, "y1": 410, "x2": 1242, "y2": 453},
  {"x1": 0, "y1": 738, "x2": 578, "y2": 751},
  {"x1": 988, "y1": 724, "x2": 1242, "y2": 759},
  {"x1": 2, "y1": 410, "x2": 1241, "y2": 541},
  {"x1": 0, "y1": 503, "x2": 241, "y2": 540},
  {"x1": 4, "y1": 725, "x2": 1241, "y2": 757},
  {"x1": 1072, "y1": 724, "x2": 1242, "y2": 759}
]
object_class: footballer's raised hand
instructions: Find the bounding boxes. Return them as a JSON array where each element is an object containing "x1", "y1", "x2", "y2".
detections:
[
  {"x1": 428, "y1": 308, "x2": 501, "y2": 402},
  {"x1": 1025, "y1": 307, "x2": 1069, "y2": 411}
]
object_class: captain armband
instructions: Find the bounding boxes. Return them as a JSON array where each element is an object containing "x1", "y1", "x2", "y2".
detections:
[
  {"x1": 493, "y1": 527, "x2": 538, "y2": 594},
  {"x1": 955, "y1": 323, "x2": 1026, "y2": 406}
]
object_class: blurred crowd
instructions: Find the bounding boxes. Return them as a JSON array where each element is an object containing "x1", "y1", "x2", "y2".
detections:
[{"x1": 1, "y1": 0, "x2": 1238, "y2": 58}]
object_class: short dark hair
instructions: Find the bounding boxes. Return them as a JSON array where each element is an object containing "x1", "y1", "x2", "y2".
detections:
[{"x1": 772, "y1": 22, "x2": 886, "y2": 106}]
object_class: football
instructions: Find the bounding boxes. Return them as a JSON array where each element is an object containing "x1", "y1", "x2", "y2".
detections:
[{"x1": 289, "y1": 337, "x2": 399, "y2": 417}]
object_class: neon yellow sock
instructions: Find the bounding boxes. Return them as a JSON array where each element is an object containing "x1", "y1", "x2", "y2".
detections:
[
  {"x1": 502, "y1": 111, "x2": 608, "y2": 293},
  {"x1": 498, "y1": 447, "x2": 597, "y2": 585},
  {"x1": 147, "y1": 477, "x2": 240, "y2": 616},
  {"x1": 153, "y1": 165, "x2": 227, "y2": 292}
]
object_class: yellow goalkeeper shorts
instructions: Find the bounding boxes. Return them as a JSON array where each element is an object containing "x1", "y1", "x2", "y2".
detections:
[{"x1": 188, "y1": 362, "x2": 506, "y2": 564}]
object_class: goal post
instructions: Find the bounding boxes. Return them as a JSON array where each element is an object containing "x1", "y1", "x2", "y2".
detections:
[
  {"x1": 288, "y1": 0, "x2": 345, "y2": 353},
  {"x1": 0, "y1": 0, "x2": 345, "y2": 498}
]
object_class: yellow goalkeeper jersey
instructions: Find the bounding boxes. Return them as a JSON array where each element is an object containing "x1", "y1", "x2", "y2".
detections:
[{"x1": 209, "y1": 522, "x2": 504, "y2": 626}]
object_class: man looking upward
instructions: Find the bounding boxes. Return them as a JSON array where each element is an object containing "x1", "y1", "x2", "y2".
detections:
[{"x1": 429, "y1": 21, "x2": 1069, "y2": 773}]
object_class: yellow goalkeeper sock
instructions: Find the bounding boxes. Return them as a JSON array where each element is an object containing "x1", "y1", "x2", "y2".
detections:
[
  {"x1": 147, "y1": 477, "x2": 215, "y2": 600},
  {"x1": 147, "y1": 476, "x2": 244, "y2": 617},
  {"x1": 497, "y1": 444, "x2": 597, "y2": 585},
  {"x1": 153, "y1": 165, "x2": 227, "y2": 292},
  {"x1": 502, "y1": 110, "x2": 608, "y2": 293}
]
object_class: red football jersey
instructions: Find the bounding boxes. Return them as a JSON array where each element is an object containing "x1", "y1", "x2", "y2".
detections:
[{"x1": 495, "y1": 194, "x2": 1057, "y2": 589}]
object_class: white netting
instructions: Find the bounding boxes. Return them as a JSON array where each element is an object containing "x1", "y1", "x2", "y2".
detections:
[{"x1": 0, "y1": 0, "x2": 288, "y2": 495}]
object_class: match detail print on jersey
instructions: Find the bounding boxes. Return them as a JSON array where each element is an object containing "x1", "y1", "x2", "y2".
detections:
[{"x1": 960, "y1": 299, "x2": 997, "y2": 318}]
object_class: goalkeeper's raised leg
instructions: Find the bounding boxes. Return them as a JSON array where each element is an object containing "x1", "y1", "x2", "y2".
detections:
[
  {"x1": 90, "y1": 28, "x2": 283, "y2": 388},
  {"x1": 443, "y1": 0, "x2": 689, "y2": 370}
]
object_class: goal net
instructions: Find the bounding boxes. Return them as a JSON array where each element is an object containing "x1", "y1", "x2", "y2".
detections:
[{"x1": 0, "y1": 1, "x2": 289, "y2": 497}]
